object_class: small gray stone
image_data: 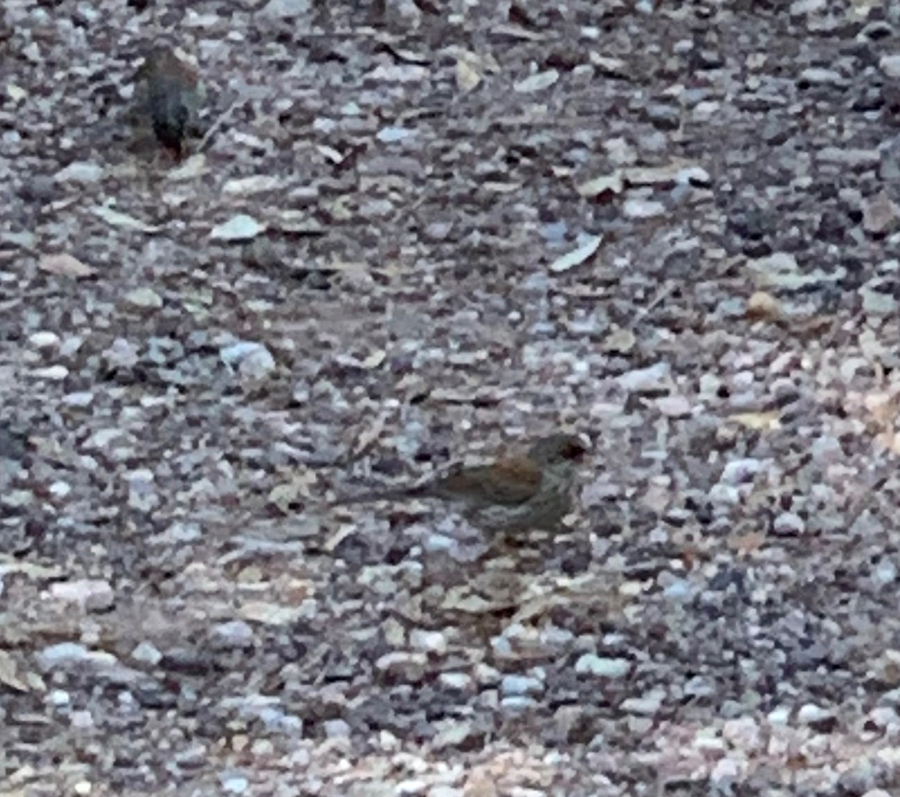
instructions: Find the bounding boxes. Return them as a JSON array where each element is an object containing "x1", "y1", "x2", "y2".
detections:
[
  {"x1": 259, "y1": 0, "x2": 311, "y2": 18},
  {"x1": 324, "y1": 719, "x2": 351, "y2": 738},
  {"x1": 873, "y1": 558, "x2": 897, "y2": 585},
  {"x1": 210, "y1": 214, "x2": 265, "y2": 242},
  {"x1": 55, "y1": 161, "x2": 103, "y2": 183},
  {"x1": 798, "y1": 703, "x2": 835, "y2": 727},
  {"x1": 124, "y1": 287, "x2": 163, "y2": 310},
  {"x1": 799, "y1": 67, "x2": 845, "y2": 85},
  {"x1": 439, "y1": 672, "x2": 473, "y2": 691},
  {"x1": 623, "y1": 198, "x2": 666, "y2": 219},
  {"x1": 719, "y1": 458, "x2": 763, "y2": 485},
  {"x1": 210, "y1": 621, "x2": 255, "y2": 650},
  {"x1": 49, "y1": 579, "x2": 115, "y2": 611},
  {"x1": 772, "y1": 512, "x2": 805, "y2": 536},
  {"x1": 500, "y1": 695, "x2": 537, "y2": 711},
  {"x1": 37, "y1": 643, "x2": 118, "y2": 670},
  {"x1": 409, "y1": 629, "x2": 447, "y2": 654},
  {"x1": 221, "y1": 341, "x2": 277, "y2": 380},
  {"x1": 574, "y1": 655, "x2": 631, "y2": 678},
  {"x1": 618, "y1": 362, "x2": 670, "y2": 392},
  {"x1": 643, "y1": 102, "x2": 680, "y2": 130},
  {"x1": 500, "y1": 674, "x2": 544, "y2": 697},
  {"x1": 221, "y1": 775, "x2": 249, "y2": 795},
  {"x1": 621, "y1": 689, "x2": 665, "y2": 715},
  {"x1": 131, "y1": 641, "x2": 163, "y2": 665},
  {"x1": 882, "y1": 55, "x2": 900, "y2": 80},
  {"x1": 375, "y1": 651, "x2": 427, "y2": 682}
]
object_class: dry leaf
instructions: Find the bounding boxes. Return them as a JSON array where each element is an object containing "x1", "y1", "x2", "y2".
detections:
[
  {"x1": 603, "y1": 327, "x2": 636, "y2": 353},
  {"x1": 440, "y1": 591, "x2": 497, "y2": 613},
  {"x1": 577, "y1": 172, "x2": 623, "y2": 198},
  {"x1": 351, "y1": 413, "x2": 387, "y2": 457},
  {"x1": 456, "y1": 57, "x2": 482, "y2": 93},
  {"x1": 549, "y1": 235, "x2": 603, "y2": 273},
  {"x1": 268, "y1": 468, "x2": 316, "y2": 513},
  {"x1": 729, "y1": 531, "x2": 766, "y2": 555},
  {"x1": 514, "y1": 69, "x2": 559, "y2": 93},
  {"x1": 223, "y1": 175, "x2": 284, "y2": 196},
  {"x1": 167, "y1": 153, "x2": 207, "y2": 181},
  {"x1": 746, "y1": 291, "x2": 783, "y2": 321},
  {"x1": 864, "y1": 391, "x2": 896, "y2": 425},
  {"x1": 38, "y1": 253, "x2": 95, "y2": 279},
  {"x1": 324, "y1": 524, "x2": 357, "y2": 553},
  {"x1": 727, "y1": 411, "x2": 781, "y2": 431},
  {"x1": 91, "y1": 205, "x2": 160, "y2": 233},
  {"x1": 0, "y1": 649, "x2": 29, "y2": 692},
  {"x1": 317, "y1": 145, "x2": 344, "y2": 164},
  {"x1": 0, "y1": 556, "x2": 65, "y2": 579},
  {"x1": 239, "y1": 602, "x2": 303, "y2": 626}
]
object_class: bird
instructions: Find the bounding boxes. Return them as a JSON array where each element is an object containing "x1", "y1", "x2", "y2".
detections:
[
  {"x1": 133, "y1": 46, "x2": 202, "y2": 159},
  {"x1": 337, "y1": 433, "x2": 590, "y2": 534}
]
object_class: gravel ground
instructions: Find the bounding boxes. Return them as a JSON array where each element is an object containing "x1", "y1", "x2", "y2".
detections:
[{"x1": 5, "y1": 0, "x2": 900, "y2": 794}]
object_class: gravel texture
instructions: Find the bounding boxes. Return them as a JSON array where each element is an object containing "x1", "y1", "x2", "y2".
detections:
[{"x1": 5, "y1": 0, "x2": 900, "y2": 795}]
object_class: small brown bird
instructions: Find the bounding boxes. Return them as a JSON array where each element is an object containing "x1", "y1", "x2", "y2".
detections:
[
  {"x1": 134, "y1": 47, "x2": 201, "y2": 159},
  {"x1": 339, "y1": 433, "x2": 589, "y2": 534}
]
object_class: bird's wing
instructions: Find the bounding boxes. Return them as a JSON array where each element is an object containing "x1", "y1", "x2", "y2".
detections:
[{"x1": 433, "y1": 457, "x2": 542, "y2": 506}]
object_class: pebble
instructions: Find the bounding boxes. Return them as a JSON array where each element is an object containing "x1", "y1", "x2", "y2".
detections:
[
  {"x1": 29, "y1": 331, "x2": 60, "y2": 349},
  {"x1": 799, "y1": 67, "x2": 844, "y2": 85},
  {"x1": 220, "y1": 341, "x2": 276, "y2": 379},
  {"x1": 31, "y1": 365, "x2": 68, "y2": 380},
  {"x1": 149, "y1": 521, "x2": 202, "y2": 544},
  {"x1": 719, "y1": 458, "x2": 763, "y2": 485},
  {"x1": 63, "y1": 391, "x2": 95, "y2": 407},
  {"x1": 623, "y1": 198, "x2": 666, "y2": 219},
  {"x1": 324, "y1": 719, "x2": 351, "y2": 738},
  {"x1": 617, "y1": 362, "x2": 670, "y2": 392},
  {"x1": 396, "y1": 779, "x2": 428, "y2": 796},
  {"x1": 708, "y1": 484, "x2": 741, "y2": 505},
  {"x1": 881, "y1": 55, "x2": 900, "y2": 79},
  {"x1": 772, "y1": 512, "x2": 805, "y2": 536},
  {"x1": 131, "y1": 641, "x2": 163, "y2": 665},
  {"x1": 797, "y1": 703, "x2": 834, "y2": 725},
  {"x1": 49, "y1": 579, "x2": 115, "y2": 611},
  {"x1": 124, "y1": 287, "x2": 163, "y2": 310},
  {"x1": 259, "y1": 0, "x2": 312, "y2": 19},
  {"x1": 501, "y1": 674, "x2": 544, "y2": 697},
  {"x1": 375, "y1": 651, "x2": 427, "y2": 682},
  {"x1": 873, "y1": 558, "x2": 897, "y2": 585},
  {"x1": 500, "y1": 696, "x2": 537, "y2": 711},
  {"x1": 55, "y1": 161, "x2": 103, "y2": 183},
  {"x1": 103, "y1": 338, "x2": 139, "y2": 368},
  {"x1": 84, "y1": 428, "x2": 124, "y2": 450},
  {"x1": 220, "y1": 775, "x2": 249, "y2": 794},
  {"x1": 866, "y1": 707, "x2": 899, "y2": 730},
  {"x1": 428, "y1": 787, "x2": 463, "y2": 797},
  {"x1": 210, "y1": 621, "x2": 255, "y2": 650},
  {"x1": 722, "y1": 716, "x2": 761, "y2": 751},
  {"x1": 574, "y1": 655, "x2": 631, "y2": 678},
  {"x1": 410, "y1": 629, "x2": 448, "y2": 654},
  {"x1": 621, "y1": 689, "x2": 665, "y2": 715},
  {"x1": 210, "y1": 214, "x2": 265, "y2": 242},
  {"x1": 655, "y1": 395, "x2": 693, "y2": 418},
  {"x1": 71, "y1": 710, "x2": 94, "y2": 729},
  {"x1": 432, "y1": 720, "x2": 479, "y2": 751},
  {"x1": 438, "y1": 672, "x2": 473, "y2": 691}
]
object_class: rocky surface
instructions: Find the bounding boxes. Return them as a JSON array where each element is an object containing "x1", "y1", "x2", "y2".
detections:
[{"x1": 4, "y1": 0, "x2": 900, "y2": 794}]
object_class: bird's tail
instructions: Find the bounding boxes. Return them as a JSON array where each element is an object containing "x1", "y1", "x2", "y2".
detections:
[{"x1": 330, "y1": 484, "x2": 428, "y2": 508}]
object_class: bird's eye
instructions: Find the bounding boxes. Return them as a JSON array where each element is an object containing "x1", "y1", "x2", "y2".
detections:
[{"x1": 564, "y1": 441, "x2": 587, "y2": 459}]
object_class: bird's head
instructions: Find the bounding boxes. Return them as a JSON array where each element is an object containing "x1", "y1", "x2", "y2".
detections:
[{"x1": 528, "y1": 433, "x2": 590, "y2": 468}]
